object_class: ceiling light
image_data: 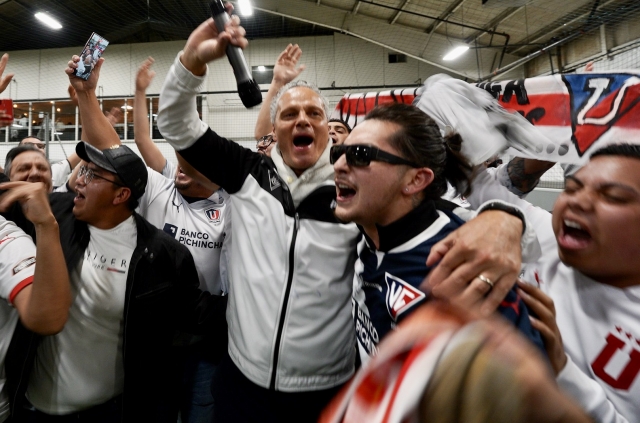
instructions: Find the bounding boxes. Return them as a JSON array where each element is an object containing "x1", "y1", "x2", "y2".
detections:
[
  {"x1": 35, "y1": 12, "x2": 62, "y2": 30},
  {"x1": 238, "y1": 0, "x2": 253, "y2": 16},
  {"x1": 121, "y1": 105, "x2": 133, "y2": 110},
  {"x1": 443, "y1": 46, "x2": 469, "y2": 61},
  {"x1": 12, "y1": 123, "x2": 23, "y2": 128},
  {"x1": 257, "y1": 66, "x2": 266, "y2": 72}
]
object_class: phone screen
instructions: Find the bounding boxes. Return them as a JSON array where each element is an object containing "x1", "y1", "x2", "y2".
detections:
[{"x1": 74, "y1": 33, "x2": 109, "y2": 81}]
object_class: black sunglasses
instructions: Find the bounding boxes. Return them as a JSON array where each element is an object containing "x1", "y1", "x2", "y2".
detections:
[{"x1": 330, "y1": 144, "x2": 420, "y2": 168}]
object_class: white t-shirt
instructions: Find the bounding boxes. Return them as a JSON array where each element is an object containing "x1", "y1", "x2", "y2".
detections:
[
  {"x1": 51, "y1": 160, "x2": 71, "y2": 189},
  {"x1": 469, "y1": 170, "x2": 640, "y2": 423},
  {"x1": 0, "y1": 217, "x2": 37, "y2": 423},
  {"x1": 137, "y1": 162, "x2": 229, "y2": 294},
  {"x1": 27, "y1": 216, "x2": 137, "y2": 414}
]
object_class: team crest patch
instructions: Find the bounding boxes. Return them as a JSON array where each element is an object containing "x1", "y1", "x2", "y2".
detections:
[
  {"x1": 13, "y1": 257, "x2": 36, "y2": 275},
  {"x1": 205, "y1": 207, "x2": 222, "y2": 224},
  {"x1": 268, "y1": 169, "x2": 281, "y2": 191},
  {"x1": 384, "y1": 272, "x2": 425, "y2": 321}
]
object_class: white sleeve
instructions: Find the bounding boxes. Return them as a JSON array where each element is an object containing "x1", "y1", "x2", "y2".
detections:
[
  {"x1": 136, "y1": 167, "x2": 173, "y2": 216},
  {"x1": 468, "y1": 169, "x2": 556, "y2": 258},
  {"x1": 157, "y1": 53, "x2": 209, "y2": 151},
  {"x1": 0, "y1": 219, "x2": 37, "y2": 305},
  {"x1": 50, "y1": 160, "x2": 71, "y2": 188},
  {"x1": 486, "y1": 162, "x2": 530, "y2": 198},
  {"x1": 161, "y1": 160, "x2": 176, "y2": 179},
  {"x1": 557, "y1": 356, "x2": 630, "y2": 423}
]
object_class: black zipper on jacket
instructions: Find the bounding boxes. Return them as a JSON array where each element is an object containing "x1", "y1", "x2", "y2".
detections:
[{"x1": 269, "y1": 213, "x2": 299, "y2": 390}]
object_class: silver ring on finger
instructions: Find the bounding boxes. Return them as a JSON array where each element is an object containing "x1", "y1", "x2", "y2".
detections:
[{"x1": 477, "y1": 274, "x2": 494, "y2": 289}]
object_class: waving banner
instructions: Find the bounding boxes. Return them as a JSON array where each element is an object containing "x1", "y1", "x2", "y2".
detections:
[{"x1": 332, "y1": 72, "x2": 640, "y2": 165}]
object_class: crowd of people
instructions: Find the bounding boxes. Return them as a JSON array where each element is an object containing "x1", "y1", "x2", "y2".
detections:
[{"x1": 0, "y1": 8, "x2": 637, "y2": 423}]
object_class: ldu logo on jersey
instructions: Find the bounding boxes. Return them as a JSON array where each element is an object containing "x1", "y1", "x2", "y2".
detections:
[
  {"x1": 384, "y1": 272, "x2": 425, "y2": 321},
  {"x1": 205, "y1": 208, "x2": 222, "y2": 224},
  {"x1": 563, "y1": 74, "x2": 640, "y2": 156}
]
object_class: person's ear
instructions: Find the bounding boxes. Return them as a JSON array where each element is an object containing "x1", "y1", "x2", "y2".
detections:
[
  {"x1": 113, "y1": 186, "x2": 132, "y2": 206},
  {"x1": 403, "y1": 167, "x2": 434, "y2": 195}
]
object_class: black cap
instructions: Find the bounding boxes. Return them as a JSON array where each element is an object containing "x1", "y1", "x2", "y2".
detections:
[{"x1": 76, "y1": 142, "x2": 147, "y2": 200}]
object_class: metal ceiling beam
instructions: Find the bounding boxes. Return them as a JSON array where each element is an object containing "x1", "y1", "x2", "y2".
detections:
[
  {"x1": 423, "y1": 0, "x2": 466, "y2": 35},
  {"x1": 351, "y1": 1, "x2": 361, "y2": 15},
  {"x1": 254, "y1": 0, "x2": 510, "y2": 79},
  {"x1": 464, "y1": 6, "x2": 521, "y2": 45},
  {"x1": 46, "y1": 0, "x2": 86, "y2": 22},
  {"x1": 389, "y1": 0, "x2": 411, "y2": 25},
  {"x1": 509, "y1": 0, "x2": 619, "y2": 55}
]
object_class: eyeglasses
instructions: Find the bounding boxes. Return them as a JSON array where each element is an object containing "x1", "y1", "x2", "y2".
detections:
[
  {"x1": 330, "y1": 144, "x2": 420, "y2": 168},
  {"x1": 78, "y1": 165, "x2": 125, "y2": 187},
  {"x1": 257, "y1": 134, "x2": 274, "y2": 149}
]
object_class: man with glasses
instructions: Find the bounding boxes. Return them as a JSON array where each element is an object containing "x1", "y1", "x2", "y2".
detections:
[
  {"x1": 256, "y1": 133, "x2": 275, "y2": 156},
  {"x1": 66, "y1": 55, "x2": 230, "y2": 423},
  {"x1": 158, "y1": 16, "x2": 535, "y2": 423},
  {"x1": 4, "y1": 139, "x2": 227, "y2": 422}
]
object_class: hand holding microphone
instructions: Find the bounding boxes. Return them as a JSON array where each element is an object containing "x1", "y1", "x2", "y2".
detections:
[
  {"x1": 181, "y1": 2, "x2": 261, "y2": 108},
  {"x1": 210, "y1": 0, "x2": 262, "y2": 108}
]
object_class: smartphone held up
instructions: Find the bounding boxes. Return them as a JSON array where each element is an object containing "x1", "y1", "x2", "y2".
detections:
[{"x1": 74, "y1": 33, "x2": 109, "y2": 80}]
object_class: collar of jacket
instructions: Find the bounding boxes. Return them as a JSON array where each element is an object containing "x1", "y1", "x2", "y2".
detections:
[{"x1": 362, "y1": 199, "x2": 440, "y2": 253}]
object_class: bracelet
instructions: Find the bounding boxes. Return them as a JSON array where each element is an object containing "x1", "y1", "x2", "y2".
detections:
[{"x1": 479, "y1": 201, "x2": 526, "y2": 234}]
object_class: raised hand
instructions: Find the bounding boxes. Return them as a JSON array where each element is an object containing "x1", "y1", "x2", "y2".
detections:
[
  {"x1": 181, "y1": 4, "x2": 247, "y2": 75},
  {"x1": 136, "y1": 57, "x2": 156, "y2": 92},
  {"x1": 0, "y1": 181, "x2": 56, "y2": 227},
  {"x1": 65, "y1": 55, "x2": 104, "y2": 93},
  {"x1": 0, "y1": 53, "x2": 15, "y2": 94},
  {"x1": 273, "y1": 44, "x2": 306, "y2": 85}
]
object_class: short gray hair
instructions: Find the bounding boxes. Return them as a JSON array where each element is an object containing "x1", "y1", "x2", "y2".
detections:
[{"x1": 270, "y1": 80, "x2": 330, "y2": 124}]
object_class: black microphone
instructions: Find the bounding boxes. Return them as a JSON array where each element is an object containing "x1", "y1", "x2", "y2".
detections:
[{"x1": 209, "y1": 0, "x2": 262, "y2": 108}]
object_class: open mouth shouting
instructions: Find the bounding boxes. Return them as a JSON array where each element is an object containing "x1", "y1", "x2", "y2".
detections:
[
  {"x1": 336, "y1": 181, "x2": 356, "y2": 203},
  {"x1": 293, "y1": 135, "x2": 314, "y2": 149},
  {"x1": 558, "y1": 217, "x2": 592, "y2": 250}
]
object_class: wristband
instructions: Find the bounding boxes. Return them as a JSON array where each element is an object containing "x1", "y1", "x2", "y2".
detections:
[{"x1": 479, "y1": 201, "x2": 526, "y2": 234}]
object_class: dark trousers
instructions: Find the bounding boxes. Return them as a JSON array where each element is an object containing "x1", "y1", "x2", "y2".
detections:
[
  {"x1": 20, "y1": 396, "x2": 122, "y2": 423},
  {"x1": 211, "y1": 354, "x2": 344, "y2": 423}
]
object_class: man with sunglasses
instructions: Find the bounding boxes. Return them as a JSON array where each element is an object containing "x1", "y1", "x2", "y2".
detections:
[
  {"x1": 332, "y1": 103, "x2": 543, "y2": 361},
  {"x1": 3, "y1": 140, "x2": 228, "y2": 422}
]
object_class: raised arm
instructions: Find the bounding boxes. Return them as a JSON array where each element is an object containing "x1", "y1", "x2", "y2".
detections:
[
  {"x1": 254, "y1": 44, "x2": 305, "y2": 140},
  {"x1": 0, "y1": 53, "x2": 14, "y2": 94},
  {"x1": 505, "y1": 157, "x2": 555, "y2": 195},
  {"x1": 65, "y1": 56, "x2": 121, "y2": 150},
  {"x1": 134, "y1": 57, "x2": 166, "y2": 173},
  {"x1": 0, "y1": 181, "x2": 70, "y2": 334}
]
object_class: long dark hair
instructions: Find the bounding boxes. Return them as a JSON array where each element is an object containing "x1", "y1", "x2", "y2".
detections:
[{"x1": 364, "y1": 103, "x2": 472, "y2": 198}]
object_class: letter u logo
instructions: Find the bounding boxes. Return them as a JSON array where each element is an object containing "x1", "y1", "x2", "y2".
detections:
[{"x1": 591, "y1": 333, "x2": 640, "y2": 390}]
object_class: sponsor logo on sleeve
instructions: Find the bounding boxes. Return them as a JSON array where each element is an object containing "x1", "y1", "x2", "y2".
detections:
[{"x1": 13, "y1": 257, "x2": 36, "y2": 275}]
